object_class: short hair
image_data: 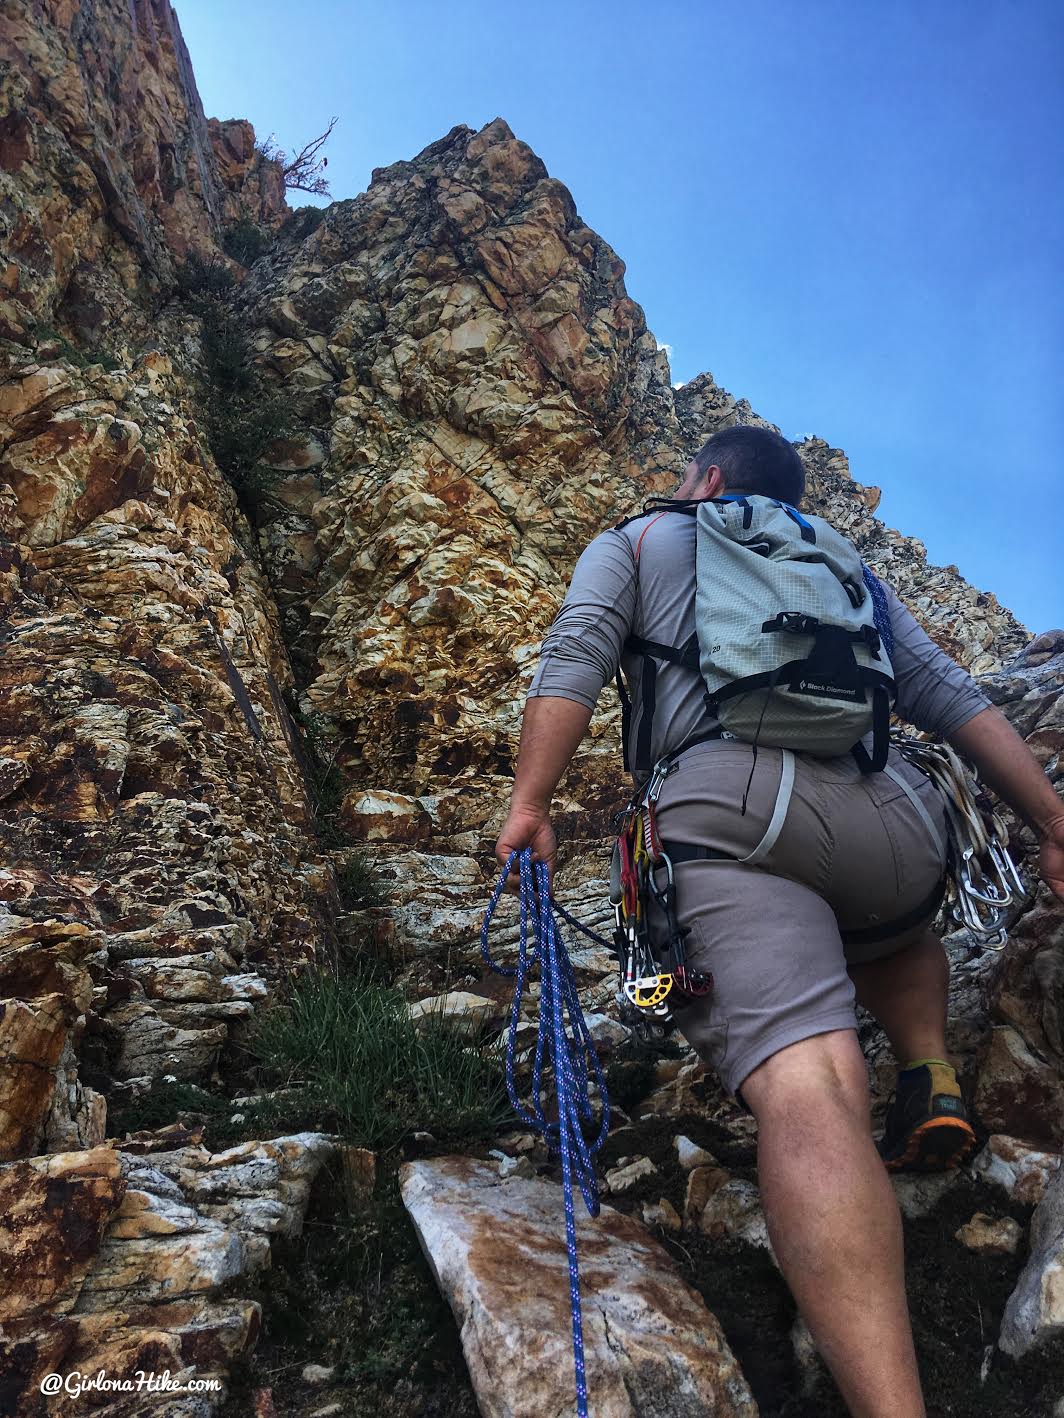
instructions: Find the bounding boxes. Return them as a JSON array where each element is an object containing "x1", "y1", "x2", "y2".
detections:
[{"x1": 693, "y1": 425, "x2": 806, "y2": 506}]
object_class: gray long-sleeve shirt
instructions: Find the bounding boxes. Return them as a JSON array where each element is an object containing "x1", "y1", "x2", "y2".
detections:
[{"x1": 528, "y1": 508, "x2": 990, "y2": 768}]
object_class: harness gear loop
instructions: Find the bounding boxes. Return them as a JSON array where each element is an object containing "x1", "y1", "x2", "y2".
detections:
[
  {"x1": 609, "y1": 747, "x2": 714, "y2": 1027},
  {"x1": 891, "y1": 731, "x2": 1031, "y2": 949}
]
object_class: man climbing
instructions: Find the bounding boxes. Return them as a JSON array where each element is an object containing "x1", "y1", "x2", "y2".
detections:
[{"x1": 494, "y1": 424, "x2": 1064, "y2": 1418}]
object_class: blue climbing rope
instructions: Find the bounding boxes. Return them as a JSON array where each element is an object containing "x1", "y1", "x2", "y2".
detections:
[
  {"x1": 481, "y1": 849, "x2": 611, "y2": 1418},
  {"x1": 551, "y1": 897, "x2": 616, "y2": 953},
  {"x1": 862, "y1": 564, "x2": 896, "y2": 658}
]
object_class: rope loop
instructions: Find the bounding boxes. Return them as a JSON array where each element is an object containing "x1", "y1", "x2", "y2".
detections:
[{"x1": 481, "y1": 848, "x2": 610, "y2": 1418}]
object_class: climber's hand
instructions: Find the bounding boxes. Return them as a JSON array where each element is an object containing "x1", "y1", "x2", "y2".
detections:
[
  {"x1": 1038, "y1": 814, "x2": 1064, "y2": 903},
  {"x1": 495, "y1": 802, "x2": 557, "y2": 894}
]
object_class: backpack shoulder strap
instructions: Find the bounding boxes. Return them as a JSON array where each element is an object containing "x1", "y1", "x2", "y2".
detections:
[
  {"x1": 612, "y1": 500, "x2": 702, "y2": 773},
  {"x1": 614, "y1": 497, "x2": 699, "y2": 533}
]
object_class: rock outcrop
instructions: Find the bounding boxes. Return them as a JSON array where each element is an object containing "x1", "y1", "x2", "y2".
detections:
[
  {"x1": 1, "y1": 1129, "x2": 333, "y2": 1412},
  {"x1": 401, "y1": 1155, "x2": 758, "y2": 1417},
  {"x1": 999, "y1": 1160, "x2": 1064, "y2": 1357},
  {"x1": 1, "y1": 0, "x2": 1061, "y2": 1412},
  {"x1": 0, "y1": 0, "x2": 286, "y2": 346}
]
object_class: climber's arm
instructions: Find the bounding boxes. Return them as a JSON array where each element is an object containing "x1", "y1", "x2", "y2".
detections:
[
  {"x1": 495, "y1": 530, "x2": 637, "y2": 885},
  {"x1": 495, "y1": 697, "x2": 594, "y2": 883}
]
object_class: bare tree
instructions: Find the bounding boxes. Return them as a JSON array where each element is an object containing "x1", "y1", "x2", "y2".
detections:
[{"x1": 257, "y1": 118, "x2": 337, "y2": 198}]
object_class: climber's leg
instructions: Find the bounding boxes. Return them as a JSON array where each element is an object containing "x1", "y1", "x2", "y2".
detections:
[
  {"x1": 848, "y1": 928, "x2": 949, "y2": 1066},
  {"x1": 741, "y1": 1030, "x2": 926, "y2": 1418}
]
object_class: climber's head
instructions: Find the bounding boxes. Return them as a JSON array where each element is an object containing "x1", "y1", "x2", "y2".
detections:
[{"x1": 675, "y1": 424, "x2": 806, "y2": 506}]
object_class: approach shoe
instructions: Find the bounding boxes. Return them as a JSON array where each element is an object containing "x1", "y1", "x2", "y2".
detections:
[{"x1": 876, "y1": 1060, "x2": 977, "y2": 1173}]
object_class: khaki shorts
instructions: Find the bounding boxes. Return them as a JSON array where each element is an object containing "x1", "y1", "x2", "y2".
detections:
[{"x1": 646, "y1": 739, "x2": 948, "y2": 1096}]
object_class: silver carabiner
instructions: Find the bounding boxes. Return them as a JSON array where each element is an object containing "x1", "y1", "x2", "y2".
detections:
[
  {"x1": 988, "y1": 838, "x2": 1030, "y2": 902},
  {"x1": 649, "y1": 851, "x2": 676, "y2": 907},
  {"x1": 959, "y1": 853, "x2": 1011, "y2": 907},
  {"x1": 645, "y1": 758, "x2": 673, "y2": 807}
]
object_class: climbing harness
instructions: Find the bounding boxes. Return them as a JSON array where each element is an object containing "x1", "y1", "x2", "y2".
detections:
[
  {"x1": 481, "y1": 849, "x2": 610, "y2": 1418},
  {"x1": 893, "y1": 732, "x2": 1030, "y2": 948},
  {"x1": 609, "y1": 748, "x2": 714, "y2": 1038}
]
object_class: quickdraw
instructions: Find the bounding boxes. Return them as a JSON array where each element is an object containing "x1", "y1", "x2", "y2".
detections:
[
  {"x1": 610, "y1": 756, "x2": 713, "y2": 1036},
  {"x1": 893, "y1": 731, "x2": 1031, "y2": 949}
]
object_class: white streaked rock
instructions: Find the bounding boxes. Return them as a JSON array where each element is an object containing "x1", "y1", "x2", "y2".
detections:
[
  {"x1": 1000, "y1": 1163, "x2": 1064, "y2": 1356},
  {"x1": 401, "y1": 1155, "x2": 757, "y2": 1417}
]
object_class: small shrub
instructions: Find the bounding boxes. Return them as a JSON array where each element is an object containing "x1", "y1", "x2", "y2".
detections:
[
  {"x1": 223, "y1": 216, "x2": 271, "y2": 267},
  {"x1": 205, "y1": 387, "x2": 289, "y2": 505},
  {"x1": 236, "y1": 1166, "x2": 477, "y2": 1412},
  {"x1": 200, "y1": 313, "x2": 255, "y2": 392},
  {"x1": 296, "y1": 710, "x2": 349, "y2": 847},
  {"x1": 108, "y1": 1080, "x2": 225, "y2": 1136},
  {"x1": 31, "y1": 324, "x2": 122, "y2": 372},
  {"x1": 174, "y1": 226, "x2": 293, "y2": 518},
  {"x1": 177, "y1": 252, "x2": 235, "y2": 301},
  {"x1": 249, "y1": 972, "x2": 509, "y2": 1151},
  {"x1": 257, "y1": 118, "x2": 337, "y2": 198},
  {"x1": 284, "y1": 205, "x2": 326, "y2": 240},
  {"x1": 106, "y1": 1077, "x2": 319, "y2": 1148}
]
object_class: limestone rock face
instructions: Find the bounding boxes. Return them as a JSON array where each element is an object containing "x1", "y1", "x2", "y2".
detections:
[
  {"x1": 400, "y1": 1155, "x2": 758, "y2": 1417},
  {"x1": 239, "y1": 116, "x2": 683, "y2": 817},
  {"x1": 999, "y1": 1161, "x2": 1064, "y2": 1357},
  {"x1": 0, "y1": 0, "x2": 1061, "y2": 1411},
  {"x1": 972, "y1": 1134, "x2": 1061, "y2": 1207},
  {"x1": 0, "y1": 349, "x2": 331, "y2": 1107},
  {"x1": 0, "y1": 0, "x2": 287, "y2": 345},
  {"x1": 0, "y1": 1131, "x2": 332, "y2": 1408}
]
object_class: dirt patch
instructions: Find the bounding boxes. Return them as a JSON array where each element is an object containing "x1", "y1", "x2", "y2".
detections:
[
  {"x1": 217, "y1": 1164, "x2": 478, "y2": 1418},
  {"x1": 598, "y1": 1113, "x2": 1064, "y2": 1416}
]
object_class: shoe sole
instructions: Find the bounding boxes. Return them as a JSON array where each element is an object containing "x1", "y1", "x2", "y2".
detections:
[{"x1": 882, "y1": 1116, "x2": 978, "y2": 1173}]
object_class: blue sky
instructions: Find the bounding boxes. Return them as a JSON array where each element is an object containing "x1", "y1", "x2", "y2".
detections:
[{"x1": 180, "y1": 0, "x2": 1061, "y2": 633}]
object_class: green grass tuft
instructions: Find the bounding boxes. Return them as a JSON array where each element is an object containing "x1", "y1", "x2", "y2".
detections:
[
  {"x1": 336, "y1": 848, "x2": 387, "y2": 909},
  {"x1": 249, "y1": 972, "x2": 509, "y2": 1152}
]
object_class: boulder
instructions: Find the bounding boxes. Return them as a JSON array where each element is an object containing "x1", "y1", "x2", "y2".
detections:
[
  {"x1": 974, "y1": 1026, "x2": 1064, "y2": 1147},
  {"x1": 641, "y1": 1198, "x2": 682, "y2": 1234},
  {"x1": 408, "y1": 991, "x2": 497, "y2": 1035},
  {"x1": 972, "y1": 1134, "x2": 1061, "y2": 1206},
  {"x1": 999, "y1": 1163, "x2": 1064, "y2": 1356},
  {"x1": 891, "y1": 1170, "x2": 964, "y2": 1220},
  {"x1": 955, "y1": 1212, "x2": 1023, "y2": 1256},
  {"x1": 604, "y1": 1156, "x2": 657, "y2": 1193},
  {"x1": 675, "y1": 1135, "x2": 718, "y2": 1171},
  {"x1": 683, "y1": 1164, "x2": 732, "y2": 1230},
  {"x1": 699, "y1": 1179, "x2": 774, "y2": 1254},
  {"x1": 400, "y1": 1155, "x2": 757, "y2": 1416}
]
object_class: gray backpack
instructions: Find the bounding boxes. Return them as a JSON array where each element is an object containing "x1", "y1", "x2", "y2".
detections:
[{"x1": 620, "y1": 495, "x2": 895, "y2": 774}]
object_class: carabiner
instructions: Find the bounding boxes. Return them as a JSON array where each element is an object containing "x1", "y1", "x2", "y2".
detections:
[
  {"x1": 645, "y1": 758, "x2": 672, "y2": 807},
  {"x1": 648, "y1": 851, "x2": 676, "y2": 910}
]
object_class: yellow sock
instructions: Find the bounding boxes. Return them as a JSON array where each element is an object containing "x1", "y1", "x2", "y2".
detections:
[{"x1": 902, "y1": 1060, "x2": 961, "y2": 1097}]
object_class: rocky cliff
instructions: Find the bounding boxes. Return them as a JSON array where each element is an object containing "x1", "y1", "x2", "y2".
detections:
[{"x1": 1, "y1": 3, "x2": 1061, "y2": 1415}]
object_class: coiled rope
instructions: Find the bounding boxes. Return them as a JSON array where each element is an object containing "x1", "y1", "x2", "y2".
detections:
[{"x1": 481, "y1": 848, "x2": 611, "y2": 1418}]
